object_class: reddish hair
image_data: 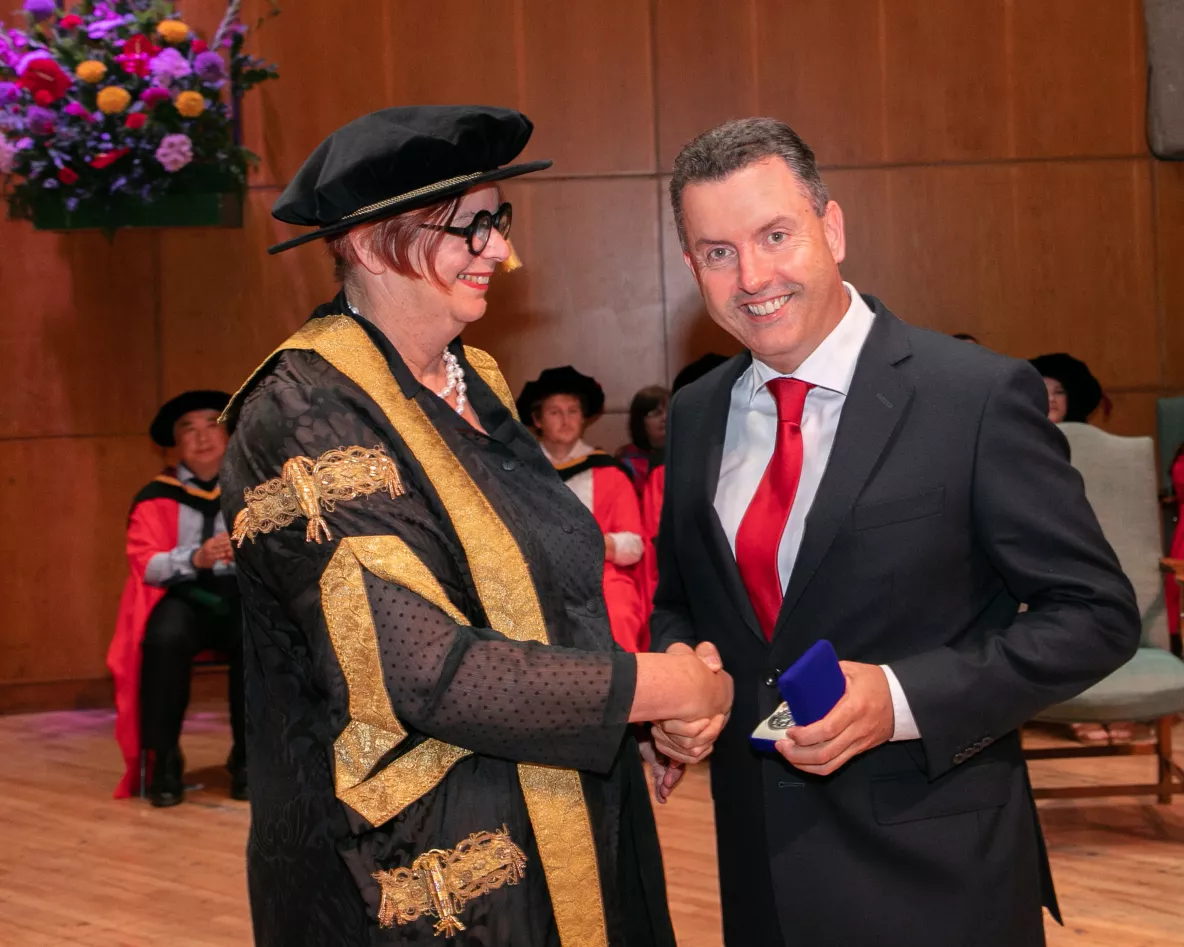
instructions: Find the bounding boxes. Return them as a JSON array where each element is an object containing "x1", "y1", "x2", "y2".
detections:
[{"x1": 326, "y1": 195, "x2": 462, "y2": 288}]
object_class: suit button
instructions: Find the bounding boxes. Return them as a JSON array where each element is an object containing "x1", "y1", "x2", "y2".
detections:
[
  {"x1": 502, "y1": 459, "x2": 517, "y2": 471},
  {"x1": 764, "y1": 669, "x2": 782, "y2": 688},
  {"x1": 953, "y1": 751, "x2": 967, "y2": 764},
  {"x1": 561, "y1": 524, "x2": 574, "y2": 534}
]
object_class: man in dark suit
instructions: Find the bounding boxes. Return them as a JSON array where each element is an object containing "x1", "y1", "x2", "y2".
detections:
[{"x1": 648, "y1": 117, "x2": 1140, "y2": 947}]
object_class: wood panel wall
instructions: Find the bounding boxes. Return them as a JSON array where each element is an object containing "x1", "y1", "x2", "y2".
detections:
[{"x1": 2, "y1": 0, "x2": 1179, "y2": 710}]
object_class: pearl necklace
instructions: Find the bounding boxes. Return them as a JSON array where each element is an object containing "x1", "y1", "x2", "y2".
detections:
[{"x1": 346, "y1": 300, "x2": 467, "y2": 415}]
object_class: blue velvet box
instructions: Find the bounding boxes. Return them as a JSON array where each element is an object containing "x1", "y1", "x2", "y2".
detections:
[{"x1": 750, "y1": 640, "x2": 846, "y2": 752}]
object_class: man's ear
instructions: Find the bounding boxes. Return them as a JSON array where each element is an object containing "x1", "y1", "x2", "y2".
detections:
[
  {"x1": 822, "y1": 200, "x2": 846, "y2": 266},
  {"x1": 682, "y1": 250, "x2": 700, "y2": 279}
]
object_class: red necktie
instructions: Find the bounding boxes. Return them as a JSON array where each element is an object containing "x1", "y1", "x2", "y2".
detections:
[{"x1": 735, "y1": 377, "x2": 813, "y2": 640}]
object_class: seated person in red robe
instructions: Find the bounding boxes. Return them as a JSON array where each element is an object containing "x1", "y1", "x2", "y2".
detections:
[
  {"x1": 107, "y1": 390, "x2": 246, "y2": 807},
  {"x1": 518, "y1": 367, "x2": 648, "y2": 651}
]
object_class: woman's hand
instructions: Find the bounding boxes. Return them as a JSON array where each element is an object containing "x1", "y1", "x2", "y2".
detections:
[{"x1": 651, "y1": 642, "x2": 731, "y2": 765}]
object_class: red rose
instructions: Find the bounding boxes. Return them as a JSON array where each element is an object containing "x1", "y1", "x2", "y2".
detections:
[
  {"x1": 89, "y1": 147, "x2": 129, "y2": 170},
  {"x1": 60, "y1": 14, "x2": 83, "y2": 29},
  {"x1": 191, "y1": 39, "x2": 208, "y2": 54},
  {"x1": 17, "y1": 58, "x2": 72, "y2": 105},
  {"x1": 58, "y1": 167, "x2": 79, "y2": 185},
  {"x1": 125, "y1": 112, "x2": 147, "y2": 130}
]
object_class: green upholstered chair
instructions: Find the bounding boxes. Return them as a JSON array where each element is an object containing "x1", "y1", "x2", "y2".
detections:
[{"x1": 1027, "y1": 422, "x2": 1184, "y2": 803}]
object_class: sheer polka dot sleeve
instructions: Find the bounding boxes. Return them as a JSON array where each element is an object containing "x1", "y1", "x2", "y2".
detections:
[{"x1": 363, "y1": 571, "x2": 637, "y2": 773}]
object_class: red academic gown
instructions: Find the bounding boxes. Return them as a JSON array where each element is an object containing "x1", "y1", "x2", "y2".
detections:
[
  {"x1": 555, "y1": 451, "x2": 648, "y2": 652},
  {"x1": 639, "y1": 463, "x2": 665, "y2": 633},
  {"x1": 592, "y1": 464, "x2": 649, "y2": 652},
  {"x1": 106, "y1": 471, "x2": 220, "y2": 798}
]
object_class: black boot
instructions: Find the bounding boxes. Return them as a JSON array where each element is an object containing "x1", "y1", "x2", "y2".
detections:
[
  {"x1": 227, "y1": 746, "x2": 248, "y2": 801},
  {"x1": 149, "y1": 746, "x2": 185, "y2": 808}
]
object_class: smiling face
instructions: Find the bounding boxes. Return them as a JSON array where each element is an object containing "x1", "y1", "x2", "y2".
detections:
[
  {"x1": 680, "y1": 156, "x2": 850, "y2": 373},
  {"x1": 174, "y1": 408, "x2": 227, "y2": 480},
  {"x1": 417, "y1": 184, "x2": 509, "y2": 327},
  {"x1": 347, "y1": 184, "x2": 510, "y2": 333}
]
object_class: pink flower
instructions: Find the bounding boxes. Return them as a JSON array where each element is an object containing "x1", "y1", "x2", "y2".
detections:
[
  {"x1": 0, "y1": 136, "x2": 17, "y2": 174},
  {"x1": 60, "y1": 14, "x2": 83, "y2": 30},
  {"x1": 154, "y1": 132, "x2": 192, "y2": 172},
  {"x1": 139, "y1": 86, "x2": 171, "y2": 107},
  {"x1": 64, "y1": 101, "x2": 96, "y2": 121}
]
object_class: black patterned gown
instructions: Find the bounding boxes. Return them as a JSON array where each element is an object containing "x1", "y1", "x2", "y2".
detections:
[{"x1": 220, "y1": 293, "x2": 675, "y2": 947}]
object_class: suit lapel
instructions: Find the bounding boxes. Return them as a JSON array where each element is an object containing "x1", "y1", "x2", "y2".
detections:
[
  {"x1": 774, "y1": 304, "x2": 914, "y2": 639},
  {"x1": 694, "y1": 352, "x2": 765, "y2": 642}
]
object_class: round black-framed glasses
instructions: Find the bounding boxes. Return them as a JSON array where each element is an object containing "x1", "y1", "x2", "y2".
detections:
[{"x1": 421, "y1": 202, "x2": 513, "y2": 256}]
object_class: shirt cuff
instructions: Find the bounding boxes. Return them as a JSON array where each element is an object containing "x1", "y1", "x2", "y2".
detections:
[
  {"x1": 881, "y1": 664, "x2": 921, "y2": 742},
  {"x1": 143, "y1": 545, "x2": 199, "y2": 586},
  {"x1": 607, "y1": 531, "x2": 644, "y2": 566}
]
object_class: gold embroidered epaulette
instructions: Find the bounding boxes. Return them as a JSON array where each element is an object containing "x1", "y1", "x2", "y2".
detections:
[
  {"x1": 373, "y1": 825, "x2": 527, "y2": 937},
  {"x1": 232, "y1": 445, "x2": 403, "y2": 545}
]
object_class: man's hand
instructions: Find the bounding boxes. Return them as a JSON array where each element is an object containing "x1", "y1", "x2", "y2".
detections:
[
  {"x1": 652, "y1": 641, "x2": 730, "y2": 766},
  {"x1": 192, "y1": 534, "x2": 234, "y2": 569},
  {"x1": 638, "y1": 735, "x2": 685, "y2": 804},
  {"x1": 775, "y1": 661, "x2": 895, "y2": 776}
]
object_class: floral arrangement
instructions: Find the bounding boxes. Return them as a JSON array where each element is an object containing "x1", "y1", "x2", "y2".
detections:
[{"x1": 0, "y1": 0, "x2": 278, "y2": 226}]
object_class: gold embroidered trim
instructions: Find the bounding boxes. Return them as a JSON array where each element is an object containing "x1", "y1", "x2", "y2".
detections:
[
  {"x1": 278, "y1": 316, "x2": 608, "y2": 947},
  {"x1": 321, "y1": 535, "x2": 472, "y2": 822},
  {"x1": 462, "y1": 345, "x2": 519, "y2": 419},
  {"x1": 373, "y1": 825, "x2": 527, "y2": 936},
  {"x1": 232, "y1": 446, "x2": 402, "y2": 545}
]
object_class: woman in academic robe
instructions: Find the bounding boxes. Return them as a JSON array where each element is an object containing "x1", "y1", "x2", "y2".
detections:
[
  {"x1": 518, "y1": 367, "x2": 649, "y2": 652},
  {"x1": 220, "y1": 105, "x2": 730, "y2": 947}
]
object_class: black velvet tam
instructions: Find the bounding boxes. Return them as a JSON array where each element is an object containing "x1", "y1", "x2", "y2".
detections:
[
  {"x1": 267, "y1": 105, "x2": 551, "y2": 254},
  {"x1": 150, "y1": 390, "x2": 231, "y2": 447},
  {"x1": 517, "y1": 366, "x2": 606, "y2": 424}
]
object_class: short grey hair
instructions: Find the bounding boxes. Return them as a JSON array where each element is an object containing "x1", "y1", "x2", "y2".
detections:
[{"x1": 669, "y1": 117, "x2": 830, "y2": 252}]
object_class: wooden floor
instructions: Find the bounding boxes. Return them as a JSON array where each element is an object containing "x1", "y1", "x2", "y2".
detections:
[{"x1": 2, "y1": 705, "x2": 1182, "y2": 946}]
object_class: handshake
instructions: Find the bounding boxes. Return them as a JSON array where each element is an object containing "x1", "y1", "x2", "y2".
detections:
[{"x1": 632, "y1": 641, "x2": 733, "y2": 804}]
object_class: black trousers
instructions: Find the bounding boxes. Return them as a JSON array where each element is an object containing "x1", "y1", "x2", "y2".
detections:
[{"x1": 140, "y1": 581, "x2": 245, "y2": 762}]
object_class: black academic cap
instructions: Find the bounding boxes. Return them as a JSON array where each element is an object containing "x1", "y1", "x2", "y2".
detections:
[
  {"x1": 517, "y1": 366, "x2": 606, "y2": 425},
  {"x1": 267, "y1": 105, "x2": 551, "y2": 254},
  {"x1": 1029, "y1": 353, "x2": 1102, "y2": 423},
  {"x1": 150, "y1": 390, "x2": 231, "y2": 447}
]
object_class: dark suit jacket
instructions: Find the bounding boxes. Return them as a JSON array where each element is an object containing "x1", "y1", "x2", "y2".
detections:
[{"x1": 651, "y1": 298, "x2": 1140, "y2": 947}]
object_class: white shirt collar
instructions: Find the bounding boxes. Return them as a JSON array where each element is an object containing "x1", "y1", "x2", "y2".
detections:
[
  {"x1": 542, "y1": 438, "x2": 595, "y2": 465},
  {"x1": 745, "y1": 282, "x2": 876, "y2": 402}
]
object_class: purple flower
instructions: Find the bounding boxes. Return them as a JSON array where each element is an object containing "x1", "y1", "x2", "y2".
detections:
[
  {"x1": 193, "y1": 50, "x2": 225, "y2": 86},
  {"x1": 87, "y1": 14, "x2": 134, "y2": 40},
  {"x1": 0, "y1": 81, "x2": 20, "y2": 104},
  {"x1": 22, "y1": 0, "x2": 56, "y2": 23},
  {"x1": 154, "y1": 131, "x2": 192, "y2": 172},
  {"x1": 16, "y1": 136, "x2": 33, "y2": 149},
  {"x1": 15, "y1": 48, "x2": 51, "y2": 75},
  {"x1": 26, "y1": 104, "x2": 55, "y2": 134},
  {"x1": 0, "y1": 136, "x2": 16, "y2": 173},
  {"x1": 149, "y1": 47, "x2": 191, "y2": 84}
]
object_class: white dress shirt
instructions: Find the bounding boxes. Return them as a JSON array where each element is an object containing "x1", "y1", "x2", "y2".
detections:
[
  {"x1": 713, "y1": 283, "x2": 919, "y2": 741},
  {"x1": 544, "y1": 439, "x2": 643, "y2": 566}
]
